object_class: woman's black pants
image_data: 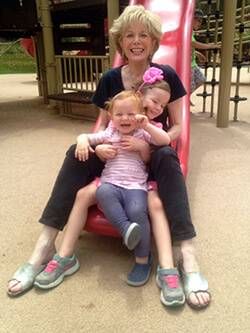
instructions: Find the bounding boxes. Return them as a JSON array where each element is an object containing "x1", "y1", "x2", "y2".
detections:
[{"x1": 39, "y1": 145, "x2": 196, "y2": 241}]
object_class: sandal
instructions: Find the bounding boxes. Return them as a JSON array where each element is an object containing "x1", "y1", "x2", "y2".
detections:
[
  {"x1": 7, "y1": 263, "x2": 45, "y2": 297},
  {"x1": 180, "y1": 269, "x2": 211, "y2": 309}
]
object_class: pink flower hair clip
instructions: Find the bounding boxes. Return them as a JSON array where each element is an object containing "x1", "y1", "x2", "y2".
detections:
[{"x1": 137, "y1": 67, "x2": 164, "y2": 92}]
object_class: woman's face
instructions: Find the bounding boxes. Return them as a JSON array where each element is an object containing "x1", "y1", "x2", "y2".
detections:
[
  {"x1": 120, "y1": 22, "x2": 156, "y2": 63},
  {"x1": 142, "y1": 87, "x2": 170, "y2": 119}
]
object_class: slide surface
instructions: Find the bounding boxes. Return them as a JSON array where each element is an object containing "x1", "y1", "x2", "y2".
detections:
[{"x1": 85, "y1": 0, "x2": 195, "y2": 236}]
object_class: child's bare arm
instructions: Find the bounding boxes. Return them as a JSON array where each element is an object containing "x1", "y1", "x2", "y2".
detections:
[
  {"x1": 192, "y1": 40, "x2": 220, "y2": 50},
  {"x1": 135, "y1": 114, "x2": 171, "y2": 146}
]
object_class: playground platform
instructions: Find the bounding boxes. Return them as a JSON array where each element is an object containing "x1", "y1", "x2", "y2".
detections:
[{"x1": 0, "y1": 73, "x2": 250, "y2": 333}]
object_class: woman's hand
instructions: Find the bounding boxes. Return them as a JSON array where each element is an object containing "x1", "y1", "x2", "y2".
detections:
[
  {"x1": 75, "y1": 134, "x2": 94, "y2": 161},
  {"x1": 95, "y1": 144, "x2": 117, "y2": 161}
]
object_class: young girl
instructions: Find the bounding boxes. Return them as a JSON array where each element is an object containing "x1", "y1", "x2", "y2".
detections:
[{"x1": 34, "y1": 69, "x2": 183, "y2": 303}]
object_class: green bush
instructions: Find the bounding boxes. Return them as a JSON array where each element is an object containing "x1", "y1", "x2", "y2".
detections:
[{"x1": 0, "y1": 41, "x2": 36, "y2": 74}]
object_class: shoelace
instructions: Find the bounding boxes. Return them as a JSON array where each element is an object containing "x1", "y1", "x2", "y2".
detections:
[
  {"x1": 44, "y1": 260, "x2": 59, "y2": 273},
  {"x1": 163, "y1": 275, "x2": 179, "y2": 289}
]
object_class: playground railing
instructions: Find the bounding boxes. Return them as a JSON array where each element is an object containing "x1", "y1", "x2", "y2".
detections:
[
  {"x1": 54, "y1": 54, "x2": 110, "y2": 93},
  {"x1": 48, "y1": 54, "x2": 110, "y2": 117}
]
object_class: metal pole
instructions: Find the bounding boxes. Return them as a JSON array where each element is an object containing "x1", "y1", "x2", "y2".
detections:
[
  {"x1": 107, "y1": 0, "x2": 119, "y2": 66},
  {"x1": 210, "y1": 0, "x2": 220, "y2": 118},
  {"x1": 233, "y1": 0, "x2": 245, "y2": 121},
  {"x1": 36, "y1": 0, "x2": 57, "y2": 95},
  {"x1": 217, "y1": 0, "x2": 237, "y2": 128}
]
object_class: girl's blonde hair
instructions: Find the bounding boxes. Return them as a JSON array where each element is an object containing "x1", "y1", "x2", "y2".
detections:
[
  {"x1": 110, "y1": 5, "x2": 162, "y2": 58},
  {"x1": 105, "y1": 90, "x2": 144, "y2": 114}
]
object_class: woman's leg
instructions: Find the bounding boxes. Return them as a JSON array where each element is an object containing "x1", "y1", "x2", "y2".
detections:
[
  {"x1": 7, "y1": 225, "x2": 58, "y2": 295},
  {"x1": 8, "y1": 146, "x2": 104, "y2": 295},
  {"x1": 150, "y1": 146, "x2": 210, "y2": 307},
  {"x1": 150, "y1": 146, "x2": 195, "y2": 241},
  {"x1": 40, "y1": 145, "x2": 104, "y2": 230},
  {"x1": 180, "y1": 239, "x2": 211, "y2": 308},
  {"x1": 58, "y1": 183, "x2": 97, "y2": 257}
]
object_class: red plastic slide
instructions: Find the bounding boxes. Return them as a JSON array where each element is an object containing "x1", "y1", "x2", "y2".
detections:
[{"x1": 84, "y1": 0, "x2": 195, "y2": 237}]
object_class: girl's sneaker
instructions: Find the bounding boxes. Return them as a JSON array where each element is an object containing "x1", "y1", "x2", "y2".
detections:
[
  {"x1": 127, "y1": 254, "x2": 152, "y2": 286},
  {"x1": 124, "y1": 222, "x2": 141, "y2": 250},
  {"x1": 156, "y1": 266, "x2": 185, "y2": 307},
  {"x1": 34, "y1": 254, "x2": 80, "y2": 290}
]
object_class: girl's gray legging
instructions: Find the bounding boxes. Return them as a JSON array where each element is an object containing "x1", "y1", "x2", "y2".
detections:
[{"x1": 96, "y1": 183, "x2": 150, "y2": 258}]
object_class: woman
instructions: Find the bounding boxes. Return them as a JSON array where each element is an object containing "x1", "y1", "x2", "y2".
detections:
[{"x1": 7, "y1": 5, "x2": 210, "y2": 309}]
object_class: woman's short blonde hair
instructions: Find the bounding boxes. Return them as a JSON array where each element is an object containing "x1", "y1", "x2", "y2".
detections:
[
  {"x1": 110, "y1": 5, "x2": 162, "y2": 57},
  {"x1": 105, "y1": 90, "x2": 144, "y2": 114}
]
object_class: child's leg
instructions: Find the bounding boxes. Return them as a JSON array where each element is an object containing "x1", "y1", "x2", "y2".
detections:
[
  {"x1": 124, "y1": 189, "x2": 150, "y2": 263},
  {"x1": 34, "y1": 183, "x2": 97, "y2": 290},
  {"x1": 58, "y1": 183, "x2": 97, "y2": 257},
  {"x1": 148, "y1": 190, "x2": 185, "y2": 306},
  {"x1": 96, "y1": 184, "x2": 134, "y2": 234},
  {"x1": 124, "y1": 189, "x2": 152, "y2": 287},
  {"x1": 148, "y1": 190, "x2": 174, "y2": 269}
]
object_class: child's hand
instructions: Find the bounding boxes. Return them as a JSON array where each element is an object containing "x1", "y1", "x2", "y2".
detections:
[
  {"x1": 95, "y1": 144, "x2": 117, "y2": 161},
  {"x1": 209, "y1": 43, "x2": 220, "y2": 50},
  {"x1": 135, "y1": 114, "x2": 149, "y2": 129},
  {"x1": 75, "y1": 134, "x2": 94, "y2": 161},
  {"x1": 120, "y1": 135, "x2": 148, "y2": 152}
]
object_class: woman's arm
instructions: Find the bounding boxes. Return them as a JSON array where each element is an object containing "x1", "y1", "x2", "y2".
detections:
[{"x1": 166, "y1": 98, "x2": 182, "y2": 141}]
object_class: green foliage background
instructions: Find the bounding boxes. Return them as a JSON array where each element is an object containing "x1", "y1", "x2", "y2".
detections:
[{"x1": 0, "y1": 41, "x2": 36, "y2": 74}]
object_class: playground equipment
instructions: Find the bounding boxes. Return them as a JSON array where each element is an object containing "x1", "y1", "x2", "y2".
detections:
[
  {"x1": 20, "y1": 38, "x2": 35, "y2": 57},
  {"x1": 195, "y1": 0, "x2": 249, "y2": 121},
  {"x1": 0, "y1": 1, "x2": 248, "y2": 123}
]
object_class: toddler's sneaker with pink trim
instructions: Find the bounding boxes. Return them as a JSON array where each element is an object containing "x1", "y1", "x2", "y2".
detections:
[
  {"x1": 156, "y1": 267, "x2": 185, "y2": 307},
  {"x1": 34, "y1": 254, "x2": 80, "y2": 290}
]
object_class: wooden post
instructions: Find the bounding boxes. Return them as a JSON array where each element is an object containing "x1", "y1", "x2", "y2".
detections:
[
  {"x1": 107, "y1": 0, "x2": 119, "y2": 66},
  {"x1": 216, "y1": 0, "x2": 237, "y2": 127},
  {"x1": 36, "y1": 0, "x2": 57, "y2": 96}
]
